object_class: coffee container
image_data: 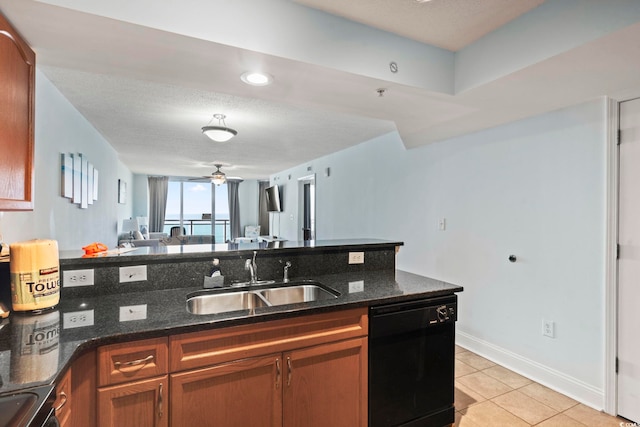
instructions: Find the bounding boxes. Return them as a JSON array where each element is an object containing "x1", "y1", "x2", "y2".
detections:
[{"x1": 9, "y1": 239, "x2": 60, "y2": 313}]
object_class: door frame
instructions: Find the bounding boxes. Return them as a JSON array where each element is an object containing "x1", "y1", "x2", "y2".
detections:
[
  {"x1": 297, "y1": 174, "x2": 316, "y2": 241},
  {"x1": 604, "y1": 97, "x2": 619, "y2": 415}
]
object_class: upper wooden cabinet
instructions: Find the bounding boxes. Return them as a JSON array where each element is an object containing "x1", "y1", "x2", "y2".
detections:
[{"x1": 0, "y1": 12, "x2": 35, "y2": 211}]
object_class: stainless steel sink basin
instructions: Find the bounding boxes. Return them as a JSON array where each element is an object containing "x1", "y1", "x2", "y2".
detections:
[
  {"x1": 257, "y1": 284, "x2": 338, "y2": 305},
  {"x1": 186, "y1": 280, "x2": 340, "y2": 315},
  {"x1": 187, "y1": 291, "x2": 269, "y2": 315}
]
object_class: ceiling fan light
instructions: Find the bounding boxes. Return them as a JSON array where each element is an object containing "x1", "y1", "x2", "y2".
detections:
[
  {"x1": 211, "y1": 164, "x2": 227, "y2": 186},
  {"x1": 202, "y1": 126, "x2": 237, "y2": 142},
  {"x1": 211, "y1": 172, "x2": 226, "y2": 186}
]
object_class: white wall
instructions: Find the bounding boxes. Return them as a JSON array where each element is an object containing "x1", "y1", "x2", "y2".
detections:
[
  {"x1": 455, "y1": 0, "x2": 640, "y2": 92},
  {"x1": 0, "y1": 69, "x2": 132, "y2": 250},
  {"x1": 273, "y1": 98, "x2": 608, "y2": 409}
]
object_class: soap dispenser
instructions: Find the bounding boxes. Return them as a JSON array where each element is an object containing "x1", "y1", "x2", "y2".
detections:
[{"x1": 204, "y1": 258, "x2": 224, "y2": 288}]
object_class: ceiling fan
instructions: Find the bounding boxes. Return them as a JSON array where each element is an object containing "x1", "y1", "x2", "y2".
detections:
[{"x1": 189, "y1": 164, "x2": 227, "y2": 186}]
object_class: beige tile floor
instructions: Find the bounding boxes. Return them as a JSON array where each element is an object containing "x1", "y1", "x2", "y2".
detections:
[{"x1": 455, "y1": 346, "x2": 629, "y2": 427}]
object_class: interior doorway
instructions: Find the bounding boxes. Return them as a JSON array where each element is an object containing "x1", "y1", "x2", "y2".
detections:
[
  {"x1": 617, "y1": 97, "x2": 640, "y2": 423},
  {"x1": 298, "y1": 174, "x2": 315, "y2": 241}
]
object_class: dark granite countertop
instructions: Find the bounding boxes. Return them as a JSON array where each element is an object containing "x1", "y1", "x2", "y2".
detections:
[
  {"x1": 0, "y1": 268, "x2": 461, "y2": 396},
  {"x1": 59, "y1": 239, "x2": 404, "y2": 266}
]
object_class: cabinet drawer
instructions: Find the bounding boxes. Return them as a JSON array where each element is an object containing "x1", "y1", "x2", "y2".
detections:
[
  {"x1": 98, "y1": 337, "x2": 168, "y2": 386},
  {"x1": 171, "y1": 307, "x2": 368, "y2": 372}
]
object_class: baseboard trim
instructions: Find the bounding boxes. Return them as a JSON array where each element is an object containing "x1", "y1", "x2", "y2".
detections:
[{"x1": 456, "y1": 331, "x2": 604, "y2": 410}]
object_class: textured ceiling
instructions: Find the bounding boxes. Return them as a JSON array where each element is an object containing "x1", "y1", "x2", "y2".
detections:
[
  {"x1": 292, "y1": 0, "x2": 545, "y2": 51},
  {"x1": 40, "y1": 67, "x2": 397, "y2": 178}
]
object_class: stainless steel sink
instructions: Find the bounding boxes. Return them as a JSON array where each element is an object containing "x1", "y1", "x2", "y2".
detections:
[
  {"x1": 186, "y1": 281, "x2": 339, "y2": 315},
  {"x1": 257, "y1": 284, "x2": 338, "y2": 305},
  {"x1": 187, "y1": 291, "x2": 269, "y2": 315}
]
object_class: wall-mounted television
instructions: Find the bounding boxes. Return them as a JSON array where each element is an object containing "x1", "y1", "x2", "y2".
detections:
[{"x1": 265, "y1": 184, "x2": 283, "y2": 212}]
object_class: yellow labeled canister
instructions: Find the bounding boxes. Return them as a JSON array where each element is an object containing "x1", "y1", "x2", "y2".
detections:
[{"x1": 9, "y1": 239, "x2": 60, "y2": 312}]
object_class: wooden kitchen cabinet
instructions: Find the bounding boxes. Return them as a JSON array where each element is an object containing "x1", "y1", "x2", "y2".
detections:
[
  {"x1": 97, "y1": 375, "x2": 168, "y2": 427},
  {"x1": 53, "y1": 348, "x2": 96, "y2": 427},
  {"x1": 92, "y1": 308, "x2": 368, "y2": 426},
  {"x1": 97, "y1": 338, "x2": 168, "y2": 426},
  {"x1": 171, "y1": 354, "x2": 283, "y2": 426},
  {"x1": 0, "y1": 12, "x2": 35, "y2": 211},
  {"x1": 170, "y1": 338, "x2": 367, "y2": 427},
  {"x1": 70, "y1": 349, "x2": 97, "y2": 427},
  {"x1": 97, "y1": 337, "x2": 168, "y2": 387},
  {"x1": 170, "y1": 307, "x2": 368, "y2": 371},
  {"x1": 284, "y1": 337, "x2": 367, "y2": 427},
  {"x1": 54, "y1": 368, "x2": 72, "y2": 426},
  {"x1": 169, "y1": 308, "x2": 368, "y2": 427}
]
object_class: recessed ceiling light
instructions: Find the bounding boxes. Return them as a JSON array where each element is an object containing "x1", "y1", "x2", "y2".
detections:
[{"x1": 241, "y1": 71, "x2": 273, "y2": 86}]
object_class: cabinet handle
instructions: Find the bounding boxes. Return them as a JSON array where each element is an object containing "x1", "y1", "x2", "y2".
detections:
[
  {"x1": 114, "y1": 354, "x2": 154, "y2": 371},
  {"x1": 54, "y1": 391, "x2": 68, "y2": 411},
  {"x1": 158, "y1": 383, "x2": 163, "y2": 419},
  {"x1": 275, "y1": 358, "x2": 281, "y2": 389},
  {"x1": 286, "y1": 356, "x2": 292, "y2": 387}
]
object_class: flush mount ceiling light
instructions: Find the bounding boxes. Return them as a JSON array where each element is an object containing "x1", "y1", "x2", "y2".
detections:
[
  {"x1": 202, "y1": 114, "x2": 238, "y2": 142},
  {"x1": 240, "y1": 71, "x2": 273, "y2": 86},
  {"x1": 210, "y1": 164, "x2": 227, "y2": 186}
]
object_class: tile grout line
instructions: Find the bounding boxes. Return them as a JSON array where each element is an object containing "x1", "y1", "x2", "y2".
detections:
[
  {"x1": 454, "y1": 348, "x2": 626, "y2": 427},
  {"x1": 455, "y1": 348, "x2": 592, "y2": 427}
]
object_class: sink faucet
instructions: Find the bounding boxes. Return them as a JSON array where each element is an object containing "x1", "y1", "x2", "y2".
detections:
[
  {"x1": 283, "y1": 261, "x2": 291, "y2": 283},
  {"x1": 245, "y1": 251, "x2": 258, "y2": 284}
]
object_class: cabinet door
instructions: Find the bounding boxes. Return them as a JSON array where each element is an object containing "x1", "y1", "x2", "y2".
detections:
[
  {"x1": 97, "y1": 376, "x2": 168, "y2": 427},
  {"x1": 70, "y1": 349, "x2": 96, "y2": 427},
  {"x1": 0, "y1": 12, "x2": 35, "y2": 211},
  {"x1": 283, "y1": 337, "x2": 368, "y2": 427},
  {"x1": 170, "y1": 354, "x2": 282, "y2": 427},
  {"x1": 54, "y1": 368, "x2": 72, "y2": 427}
]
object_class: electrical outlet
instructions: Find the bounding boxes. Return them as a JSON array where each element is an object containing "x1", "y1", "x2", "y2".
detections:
[
  {"x1": 542, "y1": 319, "x2": 555, "y2": 338},
  {"x1": 62, "y1": 269, "x2": 94, "y2": 287},
  {"x1": 348, "y1": 252, "x2": 365, "y2": 264},
  {"x1": 119, "y1": 265, "x2": 147, "y2": 283},
  {"x1": 63, "y1": 310, "x2": 95, "y2": 329}
]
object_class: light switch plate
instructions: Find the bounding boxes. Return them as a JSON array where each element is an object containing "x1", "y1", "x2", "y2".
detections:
[
  {"x1": 348, "y1": 280, "x2": 364, "y2": 293},
  {"x1": 119, "y1": 265, "x2": 147, "y2": 283},
  {"x1": 119, "y1": 304, "x2": 148, "y2": 322}
]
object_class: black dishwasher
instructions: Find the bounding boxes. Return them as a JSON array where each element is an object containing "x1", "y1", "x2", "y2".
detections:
[{"x1": 369, "y1": 295, "x2": 456, "y2": 427}]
